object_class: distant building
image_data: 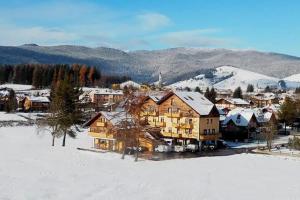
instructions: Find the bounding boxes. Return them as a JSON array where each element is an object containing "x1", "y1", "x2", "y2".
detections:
[
  {"x1": 250, "y1": 93, "x2": 279, "y2": 107},
  {"x1": 215, "y1": 98, "x2": 250, "y2": 110},
  {"x1": 120, "y1": 80, "x2": 141, "y2": 89},
  {"x1": 88, "y1": 89, "x2": 123, "y2": 111},
  {"x1": 23, "y1": 96, "x2": 50, "y2": 112}
]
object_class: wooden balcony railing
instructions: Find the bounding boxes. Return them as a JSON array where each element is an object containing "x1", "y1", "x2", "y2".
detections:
[
  {"x1": 164, "y1": 112, "x2": 181, "y2": 118},
  {"x1": 88, "y1": 131, "x2": 114, "y2": 139},
  {"x1": 199, "y1": 133, "x2": 221, "y2": 141},
  {"x1": 96, "y1": 122, "x2": 106, "y2": 127}
]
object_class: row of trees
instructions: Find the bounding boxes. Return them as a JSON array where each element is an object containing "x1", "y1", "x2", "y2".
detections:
[{"x1": 0, "y1": 64, "x2": 130, "y2": 88}]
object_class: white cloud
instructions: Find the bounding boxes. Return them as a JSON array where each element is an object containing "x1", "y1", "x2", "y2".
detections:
[
  {"x1": 159, "y1": 29, "x2": 231, "y2": 47},
  {"x1": 137, "y1": 13, "x2": 171, "y2": 31},
  {"x1": 0, "y1": 24, "x2": 77, "y2": 46}
]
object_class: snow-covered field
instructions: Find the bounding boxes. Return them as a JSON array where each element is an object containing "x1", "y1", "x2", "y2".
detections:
[
  {"x1": 1, "y1": 126, "x2": 300, "y2": 200},
  {"x1": 0, "y1": 84, "x2": 32, "y2": 91}
]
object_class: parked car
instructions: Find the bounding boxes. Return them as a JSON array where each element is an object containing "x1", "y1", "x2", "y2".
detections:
[
  {"x1": 174, "y1": 145, "x2": 186, "y2": 152},
  {"x1": 202, "y1": 144, "x2": 216, "y2": 151},
  {"x1": 155, "y1": 144, "x2": 172, "y2": 153},
  {"x1": 186, "y1": 144, "x2": 199, "y2": 152},
  {"x1": 217, "y1": 140, "x2": 228, "y2": 149},
  {"x1": 126, "y1": 146, "x2": 147, "y2": 154}
]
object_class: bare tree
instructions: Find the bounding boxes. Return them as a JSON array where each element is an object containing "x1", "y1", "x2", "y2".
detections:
[
  {"x1": 112, "y1": 89, "x2": 146, "y2": 161},
  {"x1": 261, "y1": 121, "x2": 277, "y2": 151}
]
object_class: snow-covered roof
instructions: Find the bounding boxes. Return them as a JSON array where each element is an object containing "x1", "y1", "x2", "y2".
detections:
[
  {"x1": 252, "y1": 93, "x2": 276, "y2": 100},
  {"x1": 0, "y1": 90, "x2": 9, "y2": 97},
  {"x1": 120, "y1": 80, "x2": 141, "y2": 89},
  {"x1": 101, "y1": 111, "x2": 134, "y2": 126},
  {"x1": 227, "y1": 98, "x2": 250, "y2": 105},
  {"x1": 174, "y1": 91, "x2": 214, "y2": 116},
  {"x1": 223, "y1": 108, "x2": 256, "y2": 127},
  {"x1": 26, "y1": 96, "x2": 50, "y2": 103},
  {"x1": 253, "y1": 108, "x2": 275, "y2": 123},
  {"x1": 92, "y1": 88, "x2": 123, "y2": 95}
]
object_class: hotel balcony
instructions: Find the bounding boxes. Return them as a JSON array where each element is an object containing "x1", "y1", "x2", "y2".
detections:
[
  {"x1": 180, "y1": 123, "x2": 193, "y2": 129},
  {"x1": 161, "y1": 132, "x2": 179, "y2": 138},
  {"x1": 88, "y1": 131, "x2": 114, "y2": 139},
  {"x1": 161, "y1": 131, "x2": 197, "y2": 139},
  {"x1": 96, "y1": 122, "x2": 106, "y2": 127},
  {"x1": 172, "y1": 123, "x2": 193, "y2": 129},
  {"x1": 156, "y1": 122, "x2": 166, "y2": 127},
  {"x1": 199, "y1": 133, "x2": 221, "y2": 141},
  {"x1": 164, "y1": 112, "x2": 182, "y2": 118},
  {"x1": 141, "y1": 111, "x2": 158, "y2": 117}
]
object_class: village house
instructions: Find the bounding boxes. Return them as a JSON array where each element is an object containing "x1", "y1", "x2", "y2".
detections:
[
  {"x1": 85, "y1": 111, "x2": 157, "y2": 152},
  {"x1": 89, "y1": 89, "x2": 123, "y2": 111},
  {"x1": 222, "y1": 108, "x2": 259, "y2": 141},
  {"x1": 142, "y1": 91, "x2": 221, "y2": 148},
  {"x1": 120, "y1": 80, "x2": 141, "y2": 90},
  {"x1": 215, "y1": 89, "x2": 233, "y2": 99},
  {"x1": 250, "y1": 93, "x2": 279, "y2": 107},
  {"x1": 215, "y1": 98, "x2": 250, "y2": 111},
  {"x1": 23, "y1": 96, "x2": 50, "y2": 112}
]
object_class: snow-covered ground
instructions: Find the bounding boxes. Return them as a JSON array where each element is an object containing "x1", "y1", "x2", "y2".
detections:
[
  {"x1": 1, "y1": 126, "x2": 300, "y2": 200},
  {"x1": 0, "y1": 83, "x2": 32, "y2": 91}
]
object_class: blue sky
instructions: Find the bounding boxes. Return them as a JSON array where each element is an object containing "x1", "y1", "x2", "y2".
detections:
[{"x1": 0, "y1": 0, "x2": 300, "y2": 56}]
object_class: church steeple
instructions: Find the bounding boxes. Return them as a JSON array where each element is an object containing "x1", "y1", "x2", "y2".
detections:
[{"x1": 158, "y1": 72, "x2": 163, "y2": 88}]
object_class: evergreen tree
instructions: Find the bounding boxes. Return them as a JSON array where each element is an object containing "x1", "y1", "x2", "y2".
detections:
[
  {"x1": 233, "y1": 87, "x2": 243, "y2": 99},
  {"x1": 264, "y1": 86, "x2": 272, "y2": 92},
  {"x1": 184, "y1": 87, "x2": 191, "y2": 92},
  {"x1": 278, "y1": 97, "x2": 297, "y2": 134},
  {"x1": 194, "y1": 86, "x2": 202, "y2": 93},
  {"x1": 209, "y1": 87, "x2": 217, "y2": 103},
  {"x1": 4, "y1": 89, "x2": 17, "y2": 113},
  {"x1": 246, "y1": 84, "x2": 254, "y2": 93},
  {"x1": 79, "y1": 65, "x2": 88, "y2": 87},
  {"x1": 295, "y1": 87, "x2": 300, "y2": 94},
  {"x1": 55, "y1": 75, "x2": 83, "y2": 146},
  {"x1": 204, "y1": 87, "x2": 210, "y2": 100}
]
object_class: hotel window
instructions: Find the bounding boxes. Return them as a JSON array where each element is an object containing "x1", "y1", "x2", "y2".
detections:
[
  {"x1": 204, "y1": 129, "x2": 207, "y2": 134},
  {"x1": 212, "y1": 129, "x2": 215, "y2": 134},
  {"x1": 189, "y1": 118, "x2": 193, "y2": 124},
  {"x1": 208, "y1": 129, "x2": 211, "y2": 134},
  {"x1": 168, "y1": 107, "x2": 172, "y2": 113},
  {"x1": 207, "y1": 119, "x2": 209, "y2": 124},
  {"x1": 171, "y1": 98, "x2": 174, "y2": 105},
  {"x1": 211, "y1": 119, "x2": 213, "y2": 124},
  {"x1": 160, "y1": 118, "x2": 164, "y2": 122}
]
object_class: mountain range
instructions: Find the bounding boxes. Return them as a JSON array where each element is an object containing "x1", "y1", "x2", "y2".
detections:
[{"x1": 0, "y1": 44, "x2": 300, "y2": 84}]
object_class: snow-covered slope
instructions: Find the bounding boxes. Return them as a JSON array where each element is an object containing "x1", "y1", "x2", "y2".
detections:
[
  {"x1": 284, "y1": 74, "x2": 300, "y2": 88},
  {"x1": 170, "y1": 66, "x2": 279, "y2": 91},
  {"x1": 285, "y1": 74, "x2": 300, "y2": 82},
  {"x1": 213, "y1": 66, "x2": 279, "y2": 90},
  {"x1": 169, "y1": 74, "x2": 212, "y2": 90}
]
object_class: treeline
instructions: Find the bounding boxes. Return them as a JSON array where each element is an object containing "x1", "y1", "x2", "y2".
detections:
[{"x1": 0, "y1": 64, "x2": 130, "y2": 88}]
